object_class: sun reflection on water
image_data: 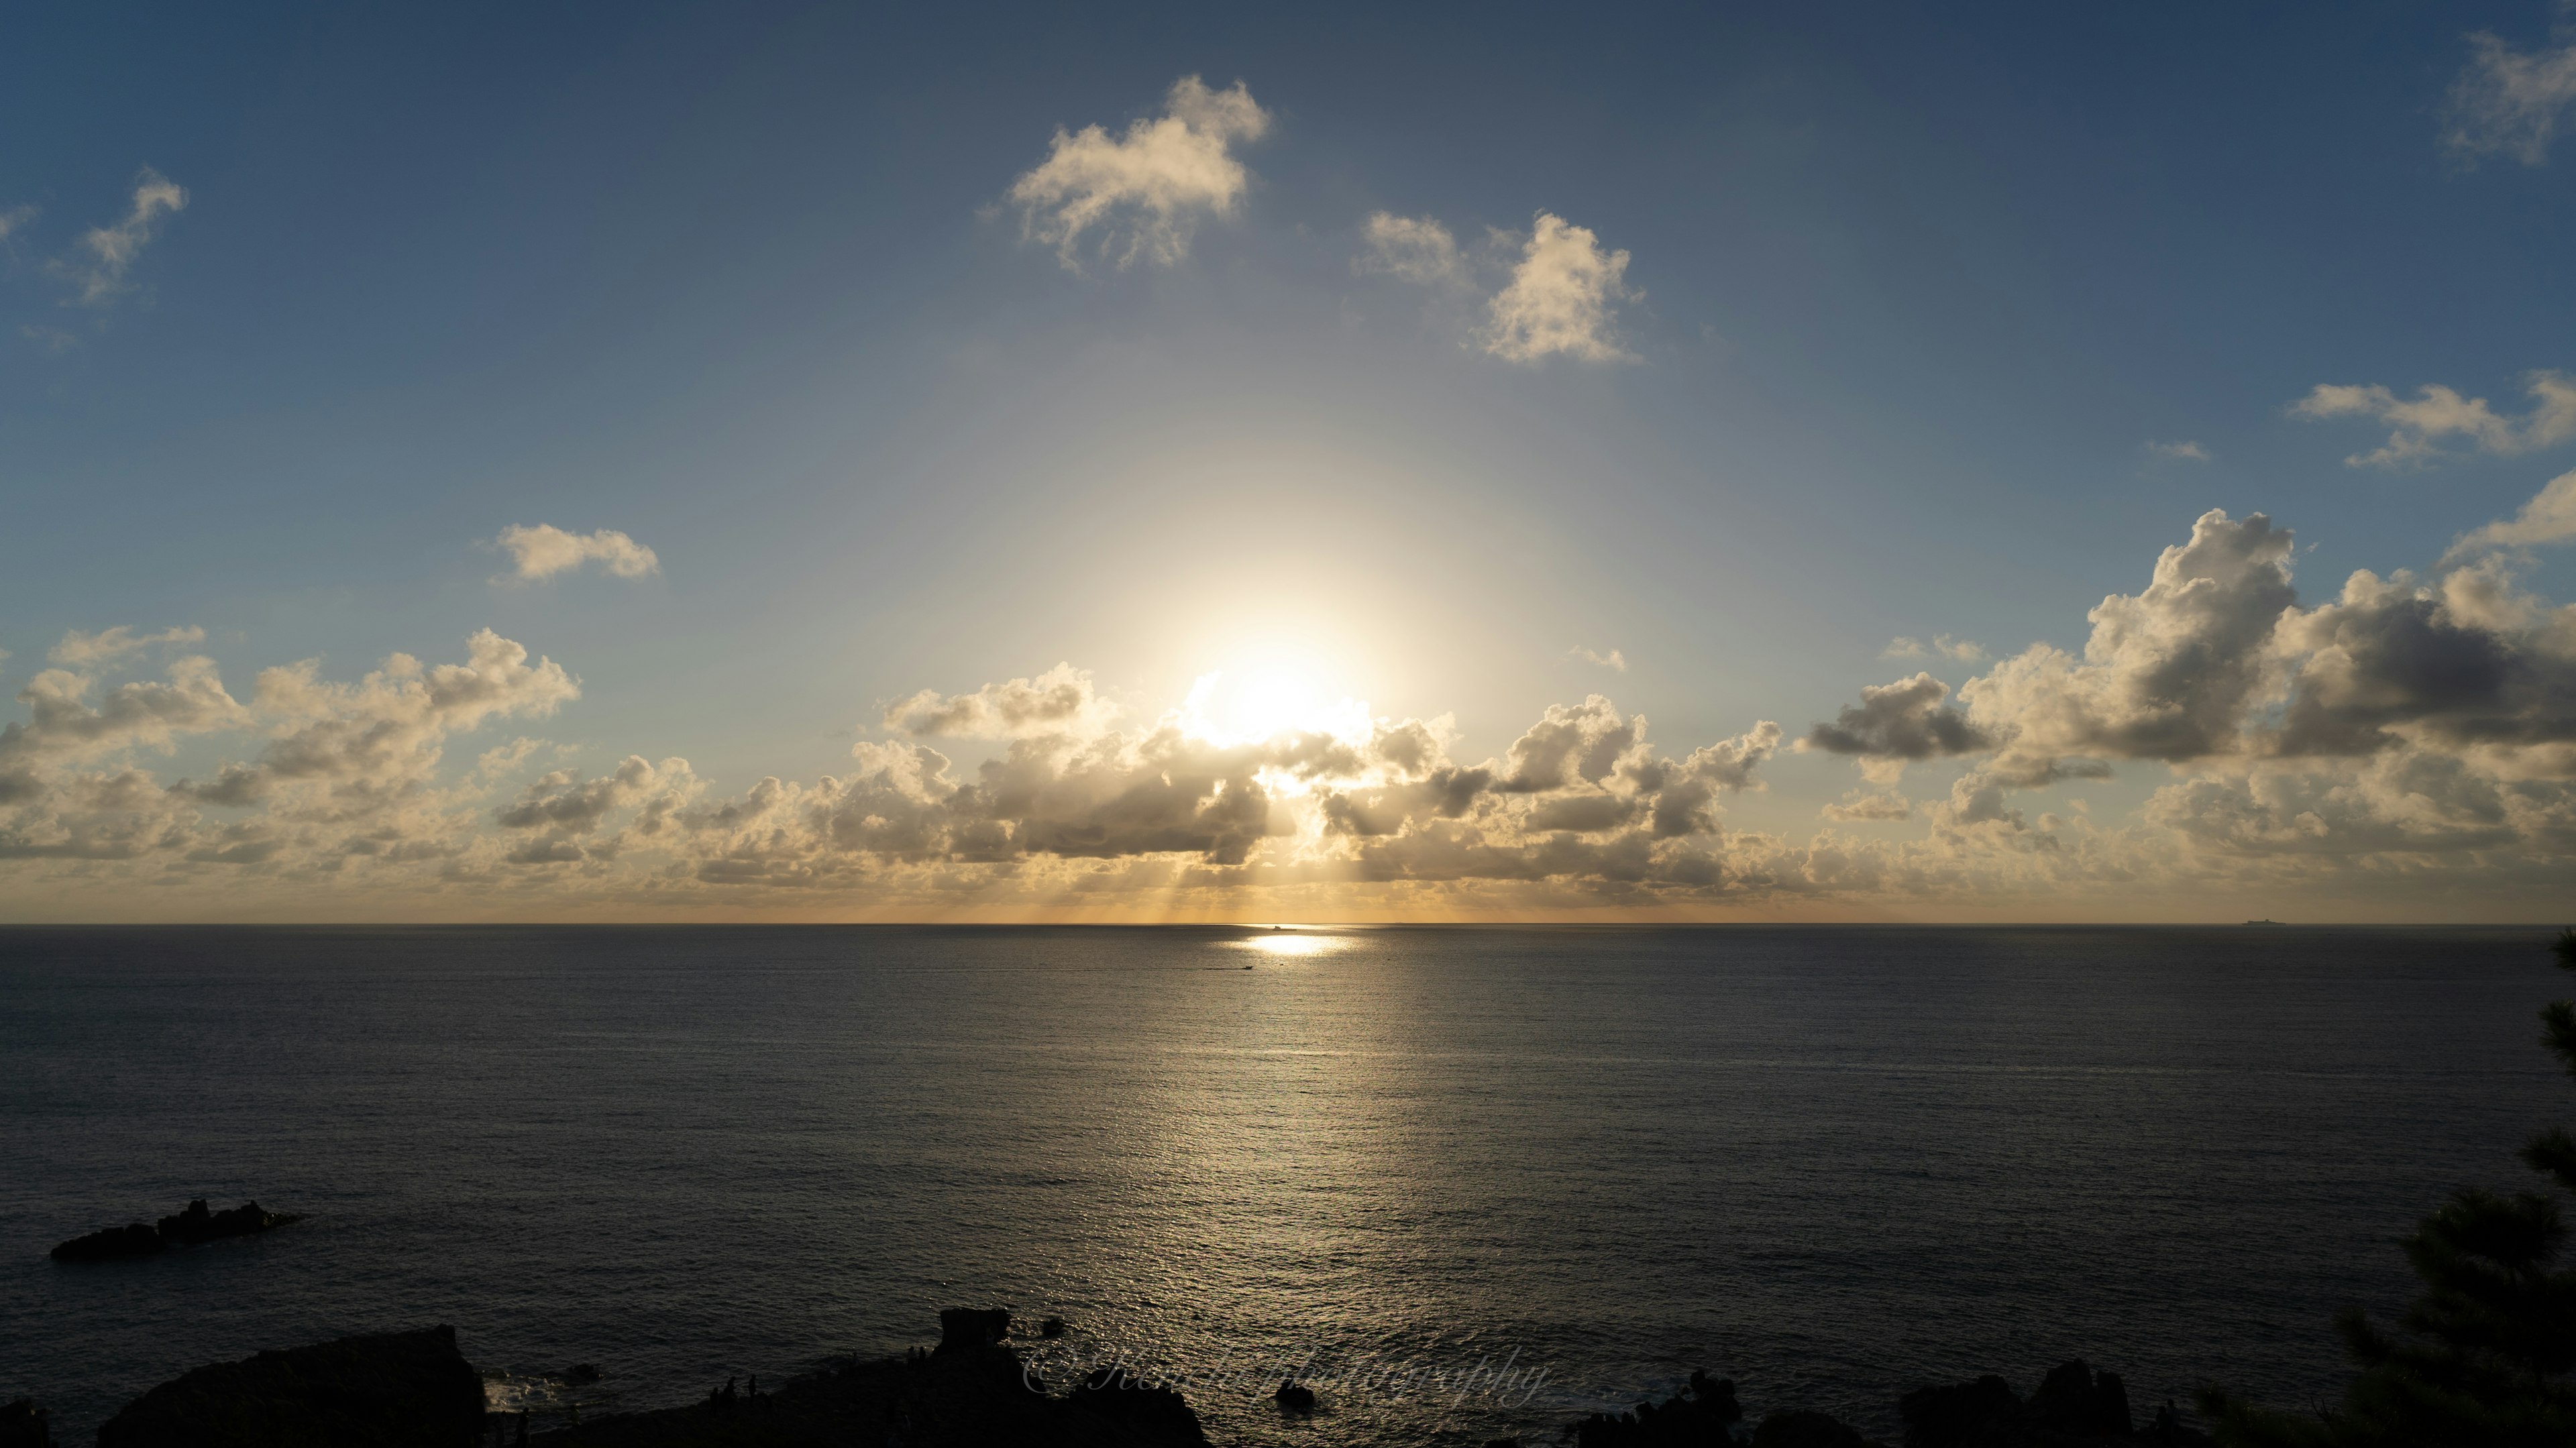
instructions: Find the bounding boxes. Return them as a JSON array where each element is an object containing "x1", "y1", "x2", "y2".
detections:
[{"x1": 1223, "y1": 930, "x2": 1360, "y2": 959}]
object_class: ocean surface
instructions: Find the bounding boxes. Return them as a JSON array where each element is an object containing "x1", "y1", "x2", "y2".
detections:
[{"x1": 1, "y1": 925, "x2": 2567, "y2": 1444}]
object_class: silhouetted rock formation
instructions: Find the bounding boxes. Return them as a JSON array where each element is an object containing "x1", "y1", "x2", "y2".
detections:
[
  {"x1": 1271, "y1": 1378, "x2": 1316, "y2": 1414},
  {"x1": 0, "y1": 1398, "x2": 51, "y2": 1448},
  {"x1": 1752, "y1": 1410, "x2": 1870, "y2": 1447},
  {"x1": 526, "y1": 1309, "x2": 1204, "y2": 1447},
  {"x1": 935, "y1": 1307, "x2": 1012, "y2": 1353},
  {"x1": 1900, "y1": 1359, "x2": 2195, "y2": 1447},
  {"x1": 1573, "y1": 1368, "x2": 1744, "y2": 1445},
  {"x1": 49, "y1": 1199, "x2": 301, "y2": 1262},
  {"x1": 95, "y1": 1325, "x2": 481, "y2": 1448}
]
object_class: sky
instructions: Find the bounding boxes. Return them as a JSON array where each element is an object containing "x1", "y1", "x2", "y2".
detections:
[{"x1": 4, "y1": 1, "x2": 2575, "y2": 922}]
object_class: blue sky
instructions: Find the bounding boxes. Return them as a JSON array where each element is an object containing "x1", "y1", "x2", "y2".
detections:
[{"x1": 5, "y1": 1, "x2": 2575, "y2": 920}]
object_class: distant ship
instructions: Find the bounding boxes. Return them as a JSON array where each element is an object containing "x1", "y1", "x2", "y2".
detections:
[{"x1": 2244, "y1": 918, "x2": 2285, "y2": 926}]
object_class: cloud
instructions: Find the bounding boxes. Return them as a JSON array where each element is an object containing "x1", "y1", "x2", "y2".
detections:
[
  {"x1": 1821, "y1": 789, "x2": 1911, "y2": 822},
  {"x1": 2448, "y1": 468, "x2": 2576, "y2": 558},
  {"x1": 1805, "y1": 673, "x2": 1994, "y2": 763},
  {"x1": 0, "y1": 204, "x2": 34, "y2": 244},
  {"x1": 8, "y1": 497, "x2": 2576, "y2": 915},
  {"x1": 1883, "y1": 634, "x2": 1986, "y2": 663},
  {"x1": 2147, "y1": 440, "x2": 2211, "y2": 463},
  {"x1": 2446, "y1": 25, "x2": 2576, "y2": 165},
  {"x1": 2291, "y1": 373, "x2": 2576, "y2": 467},
  {"x1": 1570, "y1": 646, "x2": 1629, "y2": 672},
  {"x1": 1008, "y1": 76, "x2": 1269, "y2": 271},
  {"x1": 48, "y1": 626, "x2": 207, "y2": 668},
  {"x1": 496, "y1": 524, "x2": 661, "y2": 581},
  {"x1": 50, "y1": 168, "x2": 186, "y2": 307},
  {"x1": 1481, "y1": 213, "x2": 1638, "y2": 364},
  {"x1": 1356, "y1": 213, "x2": 1468, "y2": 287},
  {"x1": 882, "y1": 663, "x2": 1116, "y2": 738}
]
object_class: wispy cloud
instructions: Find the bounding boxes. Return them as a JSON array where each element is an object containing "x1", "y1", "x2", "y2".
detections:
[
  {"x1": 1008, "y1": 76, "x2": 1269, "y2": 272},
  {"x1": 0, "y1": 204, "x2": 35, "y2": 245},
  {"x1": 1570, "y1": 646, "x2": 1629, "y2": 673},
  {"x1": 1356, "y1": 212, "x2": 1468, "y2": 287},
  {"x1": 495, "y1": 524, "x2": 661, "y2": 581},
  {"x1": 49, "y1": 168, "x2": 186, "y2": 308},
  {"x1": 2291, "y1": 372, "x2": 2576, "y2": 467},
  {"x1": 50, "y1": 626, "x2": 206, "y2": 669},
  {"x1": 2146, "y1": 439, "x2": 2210, "y2": 463},
  {"x1": 1883, "y1": 634, "x2": 1987, "y2": 663},
  {"x1": 2445, "y1": 23, "x2": 2576, "y2": 165},
  {"x1": 2447, "y1": 467, "x2": 2576, "y2": 558},
  {"x1": 1482, "y1": 213, "x2": 1638, "y2": 364}
]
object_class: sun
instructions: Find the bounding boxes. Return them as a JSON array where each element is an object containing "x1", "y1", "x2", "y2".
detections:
[{"x1": 1179, "y1": 663, "x2": 1368, "y2": 747}]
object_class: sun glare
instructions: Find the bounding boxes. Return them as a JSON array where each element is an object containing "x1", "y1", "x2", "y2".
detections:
[{"x1": 1179, "y1": 663, "x2": 1370, "y2": 747}]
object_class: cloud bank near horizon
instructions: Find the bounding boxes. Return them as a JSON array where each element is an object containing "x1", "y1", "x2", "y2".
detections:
[{"x1": 5, "y1": 475, "x2": 2573, "y2": 920}]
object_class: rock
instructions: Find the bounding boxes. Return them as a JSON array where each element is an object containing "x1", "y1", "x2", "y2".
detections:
[
  {"x1": 49, "y1": 1199, "x2": 301, "y2": 1262},
  {"x1": 934, "y1": 1307, "x2": 1012, "y2": 1354},
  {"x1": 95, "y1": 1325, "x2": 482, "y2": 1448},
  {"x1": 1572, "y1": 1368, "x2": 1743, "y2": 1445},
  {"x1": 0, "y1": 1399, "x2": 51, "y2": 1448},
  {"x1": 1899, "y1": 1373, "x2": 2021, "y2": 1447},
  {"x1": 1039, "y1": 1316, "x2": 1069, "y2": 1339},
  {"x1": 567, "y1": 1364, "x2": 601, "y2": 1384},
  {"x1": 48, "y1": 1223, "x2": 165, "y2": 1262},
  {"x1": 1751, "y1": 1410, "x2": 1870, "y2": 1448},
  {"x1": 155, "y1": 1199, "x2": 302, "y2": 1247},
  {"x1": 2027, "y1": 1361, "x2": 2129, "y2": 1439},
  {"x1": 1272, "y1": 1379, "x2": 1316, "y2": 1414}
]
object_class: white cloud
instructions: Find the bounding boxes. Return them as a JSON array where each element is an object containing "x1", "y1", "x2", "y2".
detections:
[
  {"x1": 1008, "y1": 76, "x2": 1269, "y2": 272},
  {"x1": 2448, "y1": 468, "x2": 2576, "y2": 558},
  {"x1": 1355, "y1": 212, "x2": 1468, "y2": 287},
  {"x1": 0, "y1": 205, "x2": 34, "y2": 244},
  {"x1": 1481, "y1": 213, "x2": 1638, "y2": 364},
  {"x1": 50, "y1": 168, "x2": 186, "y2": 307},
  {"x1": 882, "y1": 663, "x2": 1116, "y2": 739},
  {"x1": 1821, "y1": 789, "x2": 1911, "y2": 822},
  {"x1": 495, "y1": 524, "x2": 660, "y2": 581},
  {"x1": 2147, "y1": 439, "x2": 2211, "y2": 463},
  {"x1": 49, "y1": 626, "x2": 207, "y2": 669},
  {"x1": 2292, "y1": 372, "x2": 2576, "y2": 467},
  {"x1": 2446, "y1": 25, "x2": 2576, "y2": 165},
  {"x1": 1570, "y1": 645, "x2": 1629, "y2": 672}
]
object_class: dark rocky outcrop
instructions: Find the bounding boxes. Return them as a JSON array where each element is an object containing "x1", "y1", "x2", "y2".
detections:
[
  {"x1": 1270, "y1": 1378, "x2": 1316, "y2": 1414},
  {"x1": 1752, "y1": 1410, "x2": 1870, "y2": 1448},
  {"x1": 1572, "y1": 1369, "x2": 1744, "y2": 1445},
  {"x1": 934, "y1": 1308, "x2": 1012, "y2": 1354},
  {"x1": 1899, "y1": 1359, "x2": 2200, "y2": 1447},
  {"x1": 0, "y1": 1399, "x2": 51, "y2": 1448},
  {"x1": 530, "y1": 1310, "x2": 1205, "y2": 1447},
  {"x1": 49, "y1": 1199, "x2": 302, "y2": 1262},
  {"x1": 95, "y1": 1325, "x2": 482, "y2": 1448}
]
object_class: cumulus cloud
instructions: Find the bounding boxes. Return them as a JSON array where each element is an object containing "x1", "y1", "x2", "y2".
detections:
[
  {"x1": 49, "y1": 626, "x2": 206, "y2": 668},
  {"x1": 1356, "y1": 212, "x2": 1468, "y2": 286},
  {"x1": 2446, "y1": 25, "x2": 2576, "y2": 165},
  {"x1": 1008, "y1": 76, "x2": 1269, "y2": 271},
  {"x1": 50, "y1": 168, "x2": 186, "y2": 307},
  {"x1": 1570, "y1": 646, "x2": 1629, "y2": 672},
  {"x1": 1482, "y1": 213, "x2": 1638, "y2": 364},
  {"x1": 2147, "y1": 440, "x2": 2211, "y2": 463},
  {"x1": 2448, "y1": 468, "x2": 2576, "y2": 558},
  {"x1": 882, "y1": 663, "x2": 1115, "y2": 738},
  {"x1": 9, "y1": 498, "x2": 2575, "y2": 916},
  {"x1": 496, "y1": 524, "x2": 660, "y2": 581},
  {"x1": 2292, "y1": 373, "x2": 2576, "y2": 467}
]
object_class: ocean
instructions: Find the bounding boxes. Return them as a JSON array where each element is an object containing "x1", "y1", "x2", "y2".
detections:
[{"x1": 0, "y1": 925, "x2": 2565, "y2": 1444}]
